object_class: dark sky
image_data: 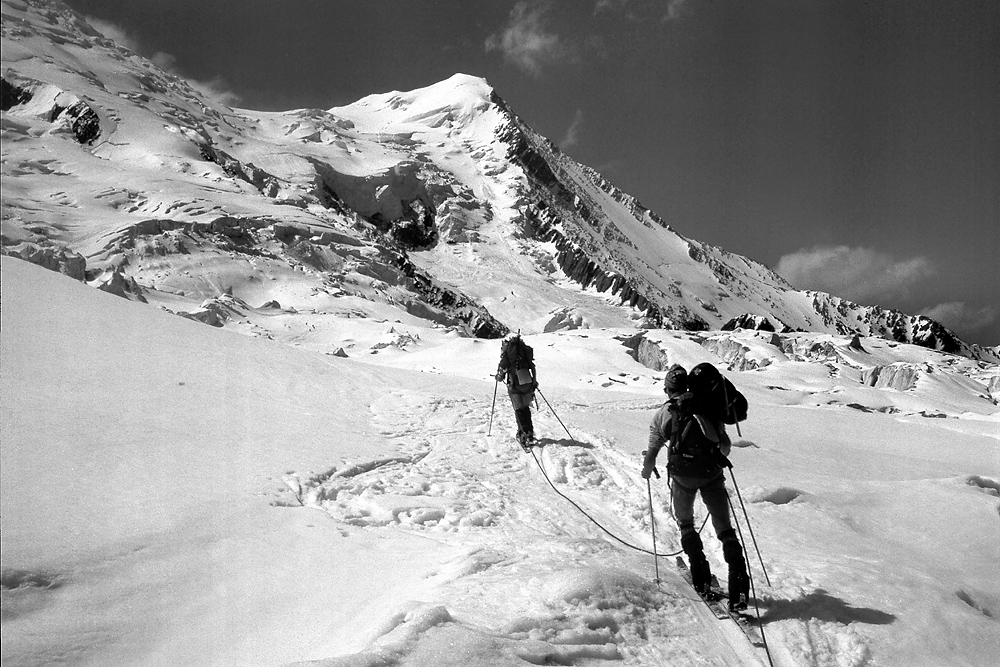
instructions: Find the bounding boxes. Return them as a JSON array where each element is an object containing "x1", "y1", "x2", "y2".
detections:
[{"x1": 65, "y1": 0, "x2": 999, "y2": 346}]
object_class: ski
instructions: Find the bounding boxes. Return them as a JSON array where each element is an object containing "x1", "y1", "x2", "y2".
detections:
[
  {"x1": 516, "y1": 434, "x2": 537, "y2": 452},
  {"x1": 723, "y1": 606, "x2": 766, "y2": 649},
  {"x1": 675, "y1": 557, "x2": 765, "y2": 648}
]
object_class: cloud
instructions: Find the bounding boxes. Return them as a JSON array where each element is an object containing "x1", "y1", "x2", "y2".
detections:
[
  {"x1": 185, "y1": 76, "x2": 242, "y2": 107},
  {"x1": 594, "y1": 0, "x2": 689, "y2": 22},
  {"x1": 774, "y1": 245, "x2": 935, "y2": 305},
  {"x1": 86, "y1": 16, "x2": 241, "y2": 106},
  {"x1": 86, "y1": 16, "x2": 141, "y2": 52},
  {"x1": 485, "y1": 2, "x2": 573, "y2": 77},
  {"x1": 920, "y1": 302, "x2": 999, "y2": 337},
  {"x1": 561, "y1": 109, "x2": 584, "y2": 149}
]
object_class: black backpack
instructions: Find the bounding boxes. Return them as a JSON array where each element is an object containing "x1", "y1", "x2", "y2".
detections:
[
  {"x1": 666, "y1": 364, "x2": 746, "y2": 476},
  {"x1": 503, "y1": 335, "x2": 536, "y2": 392},
  {"x1": 686, "y1": 362, "x2": 747, "y2": 425}
]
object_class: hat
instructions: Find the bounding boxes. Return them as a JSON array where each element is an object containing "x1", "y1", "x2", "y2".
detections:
[{"x1": 664, "y1": 364, "x2": 687, "y2": 395}]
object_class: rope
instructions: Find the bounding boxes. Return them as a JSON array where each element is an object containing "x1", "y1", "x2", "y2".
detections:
[
  {"x1": 527, "y1": 444, "x2": 773, "y2": 664},
  {"x1": 527, "y1": 447, "x2": 707, "y2": 558}
]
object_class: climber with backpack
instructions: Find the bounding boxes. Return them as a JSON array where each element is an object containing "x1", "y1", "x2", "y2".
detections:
[
  {"x1": 495, "y1": 334, "x2": 538, "y2": 448},
  {"x1": 642, "y1": 362, "x2": 751, "y2": 612}
]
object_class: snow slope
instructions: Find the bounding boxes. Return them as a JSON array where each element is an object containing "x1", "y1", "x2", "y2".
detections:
[
  {"x1": 3, "y1": 256, "x2": 999, "y2": 667},
  {"x1": 3, "y1": 2, "x2": 1000, "y2": 665}
]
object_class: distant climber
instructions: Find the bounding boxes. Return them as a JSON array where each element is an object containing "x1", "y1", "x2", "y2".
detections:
[
  {"x1": 642, "y1": 363, "x2": 751, "y2": 611},
  {"x1": 495, "y1": 334, "x2": 538, "y2": 447}
]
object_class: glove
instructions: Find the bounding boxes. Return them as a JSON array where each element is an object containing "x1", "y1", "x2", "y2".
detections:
[
  {"x1": 495, "y1": 371, "x2": 504, "y2": 382},
  {"x1": 641, "y1": 449, "x2": 660, "y2": 480}
]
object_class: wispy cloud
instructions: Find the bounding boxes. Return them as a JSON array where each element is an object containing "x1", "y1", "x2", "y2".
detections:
[
  {"x1": 594, "y1": 0, "x2": 689, "y2": 22},
  {"x1": 920, "y1": 302, "x2": 999, "y2": 338},
  {"x1": 485, "y1": 2, "x2": 574, "y2": 77},
  {"x1": 86, "y1": 16, "x2": 241, "y2": 106},
  {"x1": 561, "y1": 109, "x2": 585, "y2": 149},
  {"x1": 87, "y1": 16, "x2": 141, "y2": 51},
  {"x1": 774, "y1": 245, "x2": 935, "y2": 306}
]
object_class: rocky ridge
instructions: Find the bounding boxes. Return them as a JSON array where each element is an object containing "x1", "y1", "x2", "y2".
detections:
[{"x1": 0, "y1": 0, "x2": 996, "y2": 362}]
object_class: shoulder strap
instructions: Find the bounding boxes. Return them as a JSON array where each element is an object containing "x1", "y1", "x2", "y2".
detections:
[
  {"x1": 668, "y1": 403, "x2": 690, "y2": 448},
  {"x1": 692, "y1": 415, "x2": 722, "y2": 443}
]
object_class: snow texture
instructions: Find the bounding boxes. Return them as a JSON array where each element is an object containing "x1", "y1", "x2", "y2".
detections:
[{"x1": 2, "y1": 3, "x2": 999, "y2": 666}]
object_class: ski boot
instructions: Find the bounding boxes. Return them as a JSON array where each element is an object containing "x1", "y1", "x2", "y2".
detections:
[
  {"x1": 722, "y1": 534, "x2": 750, "y2": 612},
  {"x1": 681, "y1": 531, "x2": 714, "y2": 599}
]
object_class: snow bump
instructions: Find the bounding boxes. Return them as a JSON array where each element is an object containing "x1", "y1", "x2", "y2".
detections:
[{"x1": 750, "y1": 486, "x2": 808, "y2": 505}]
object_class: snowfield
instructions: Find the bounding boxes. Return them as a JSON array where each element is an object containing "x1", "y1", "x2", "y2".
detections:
[
  {"x1": 2, "y1": 2, "x2": 999, "y2": 665},
  {"x1": 3, "y1": 257, "x2": 998, "y2": 667}
]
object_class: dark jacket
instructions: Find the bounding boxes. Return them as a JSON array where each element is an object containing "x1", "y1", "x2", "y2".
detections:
[
  {"x1": 647, "y1": 399, "x2": 731, "y2": 478},
  {"x1": 497, "y1": 340, "x2": 537, "y2": 394}
]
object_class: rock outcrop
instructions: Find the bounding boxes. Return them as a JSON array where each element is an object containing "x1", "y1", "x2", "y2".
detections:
[{"x1": 1, "y1": 241, "x2": 86, "y2": 280}]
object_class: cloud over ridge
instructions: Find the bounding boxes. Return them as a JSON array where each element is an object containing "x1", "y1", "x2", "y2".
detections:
[
  {"x1": 774, "y1": 245, "x2": 934, "y2": 306},
  {"x1": 86, "y1": 16, "x2": 241, "y2": 106}
]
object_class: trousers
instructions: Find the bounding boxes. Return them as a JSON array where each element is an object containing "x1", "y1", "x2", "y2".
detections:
[{"x1": 670, "y1": 471, "x2": 734, "y2": 538}]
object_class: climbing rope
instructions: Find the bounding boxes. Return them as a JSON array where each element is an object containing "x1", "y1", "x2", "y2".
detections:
[{"x1": 527, "y1": 447, "x2": 707, "y2": 558}]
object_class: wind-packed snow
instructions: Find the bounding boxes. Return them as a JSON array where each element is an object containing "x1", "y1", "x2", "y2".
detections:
[
  {"x1": 3, "y1": 2, "x2": 1000, "y2": 665},
  {"x1": 3, "y1": 257, "x2": 998, "y2": 667}
]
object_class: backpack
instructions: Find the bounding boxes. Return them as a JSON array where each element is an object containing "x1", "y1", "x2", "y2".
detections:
[
  {"x1": 666, "y1": 363, "x2": 747, "y2": 476},
  {"x1": 686, "y1": 362, "x2": 748, "y2": 425},
  {"x1": 667, "y1": 403, "x2": 722, "y2": 477},
  {"x1": 503, "y1": 335, "x2": 536, "y2": 392}
]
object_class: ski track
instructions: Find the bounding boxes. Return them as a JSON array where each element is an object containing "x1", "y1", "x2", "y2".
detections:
[{"x1": 282, "y1": 392, "x2": 874, "y2": 667}]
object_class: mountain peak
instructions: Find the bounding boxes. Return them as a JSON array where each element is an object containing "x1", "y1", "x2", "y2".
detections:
[{"x1": 330, "y1": 73, "x2": 495, "y2": 130}]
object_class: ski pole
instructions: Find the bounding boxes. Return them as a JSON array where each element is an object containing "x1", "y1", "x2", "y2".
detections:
[
  {"x1": 728, "y1": 468, "x2": 770, "y2": 586},
  {"x1": 536, "y1": 388, "x2": 573, "y2": 441},
  {"x1": 647, "y1": 478, "x2": 661, "y2": 585},
  {"x1": 726, "y1": 492, "x2": 775, "y2": 667},
  {"x1": 488, "y1": 379, "x2": 499, "y2": 436}
]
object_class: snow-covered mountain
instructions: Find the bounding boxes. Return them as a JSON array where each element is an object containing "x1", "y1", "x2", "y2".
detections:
[
  {"x1": 2, "y1": 0, "x2": 996, "y2": 363},
  {"x1": 3, "y1": 3, "x2": 999, "y2": 667}
]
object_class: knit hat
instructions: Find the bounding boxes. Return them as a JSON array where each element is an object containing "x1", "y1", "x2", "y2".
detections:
[{"x1": 664, "y1": 364, "x2": 688, "y2": 395}]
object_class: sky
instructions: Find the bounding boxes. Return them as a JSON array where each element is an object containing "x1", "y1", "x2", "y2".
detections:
[{"x1": 63, "y1": 0, "x2": 999, "y2": 346}]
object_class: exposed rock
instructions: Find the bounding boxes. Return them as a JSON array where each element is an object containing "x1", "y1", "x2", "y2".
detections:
[
  {"x1": 392, "y1": 251, "x2": 507, "y2": 339},
  {"x1": 387, "y1": 199, "x2": 437, "y2": 249},
  {"x1": 260, "y1": 300, "x2": 281, "y2": 309},
  {"x1": 2, "y1": 75, "x2": 103, "y2": 145},
  {"x1": 2, "y1": 242, "x2": 86, "y2": 280},
  {"x1": 57, "y1": 100, "x2": 101, "y2": 145},
  {"x1": 178, "y1": 293, "x2": 250, "y2": 327},
  {"x1": 436, "y1": 198, "x2": 483, "y2": 243},
  {"x1": 286, "y1": 238, "x2": 345, "y2": 272},
  {"x1": 1, "y1": 77, "x2": 33, "y2": 111},
  {"x1": 722, "y1": 313, "x2": 777, "y2": 332},
  {"x1": 96, "y1": 266, "x2": 147, "y2": 303},
  {"x1": 861, "y1": 364, "x2": 920, "y2": 391},
  {"x1": 200, "y1": 142, "x2": 282, "y2": 197}
]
